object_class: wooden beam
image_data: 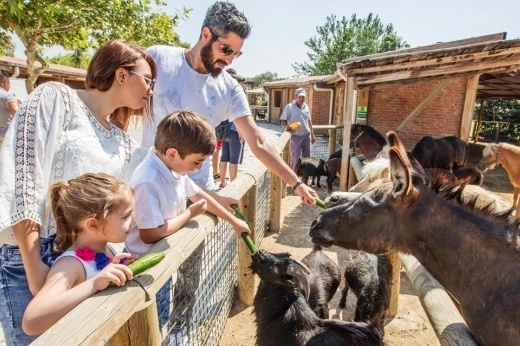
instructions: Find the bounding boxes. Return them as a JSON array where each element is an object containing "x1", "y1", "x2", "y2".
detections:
[
  {"x1": 460, "y1": 75, "x2": 480, "y2": 141},
  {"x1": 396, "y1": 79, "x2": 451, "y2": 131},
  {"x1": 356, "y1": 55, "x2": 520, "y2": 86},
  {"x1": 346, "y1": 46, "x2": 520, "y2": 75},
  {"x1": 340, "y1": 32, "x2": 506, "y2": 65},
  {"x1": 386, "y1": 251, "x2": 401, "y2": 317},
  {"x1": 339, "y1": 76, "x2": 356, "y2": 191}
]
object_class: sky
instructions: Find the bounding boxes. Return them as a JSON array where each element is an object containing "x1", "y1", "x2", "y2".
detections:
[{"x1": 12, "y1": 0, "x2": 520, "y2": 79}]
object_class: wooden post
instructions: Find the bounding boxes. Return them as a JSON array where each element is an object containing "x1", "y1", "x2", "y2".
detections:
[
  {"x1": 328, "y1": 128, "x2": 337, "y2": 158},
  {"x1": 237, "y1": 185, "x2": 258, "y2": 306},
  {"x1": 108, "y1": 301, "x2": 161, "y2": 346},
  {"x1": 473, "y1": 99, "x2": 485, "y2": 143},
  {"x1": 340, "y1": 76, "x2": 356, "y2": 191},
  {"x1": 269, "y1": 167, "x2": 282, "y2": 233},
  {"x1": 460, "y1": 74, "x2": 480, "y2": 141},
  {"x1": 386, "y1": 251, "x2": 401, "y2": 317},
  {"x1": 281, "y1": 140, "x2": 290, "y2": 198},
  {"x1": 495, "y1": 123, "x2": 502, "y2": 143}
]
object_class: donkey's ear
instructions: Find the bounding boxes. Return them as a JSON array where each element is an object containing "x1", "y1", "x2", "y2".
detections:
[
  {"x1": 388, "y1": 147, "x2": 415, "y2": 197},
  {"x1": 386, "y1": 131, "x2": 412, "y2": 166}
]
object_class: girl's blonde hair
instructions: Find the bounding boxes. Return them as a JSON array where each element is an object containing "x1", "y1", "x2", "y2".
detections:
[{"x1": 50, "y1": 173, "x2": 133, "y2": 252}]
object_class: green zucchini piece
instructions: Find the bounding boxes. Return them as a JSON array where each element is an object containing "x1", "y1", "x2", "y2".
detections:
[
  {"x1": 128, "y1": 252, "x2": 165, "y2": 276},
  {"x1": 315, "y1": 198, "x2": 327, "y2": 209},
  {"x1": 230, "y1": 204, "x2": 258, "y2": 256}
]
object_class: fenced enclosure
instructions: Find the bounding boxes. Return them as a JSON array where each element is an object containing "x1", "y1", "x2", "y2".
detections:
[{"x1": 310, "y1": 125, "x2": 344, "y2": 160}]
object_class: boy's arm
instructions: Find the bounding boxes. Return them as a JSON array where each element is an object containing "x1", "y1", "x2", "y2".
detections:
[
  {"x1": 190, "y1": 190, "x2": 250, "y2": 237},
  {"x1": 139, "y1": 208, "x2": 199, "y2": 244}
]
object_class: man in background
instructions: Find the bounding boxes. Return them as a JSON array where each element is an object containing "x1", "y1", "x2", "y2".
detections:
[
  {"x1": 281, "y1": 87, "x2": 316, "y2": 172},
  {"x1": 0, "y1": 72, "x2": 19, "y2": 148}
]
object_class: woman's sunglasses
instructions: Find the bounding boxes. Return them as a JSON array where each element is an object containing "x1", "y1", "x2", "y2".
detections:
[
  {"x1": 128, "y1": 70, "x2": 155, "y2": 89},
  {"x1": 209, "y1": 29, "x2": 243, "y2": 58}
]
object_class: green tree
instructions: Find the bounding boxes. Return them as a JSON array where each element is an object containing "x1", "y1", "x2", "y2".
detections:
[
  {"x1": 0, "y1": 34, "x2": 15, "y2": 56},
  {"x1": 47, "y1": 50, "x2": 92, "y2": 69},
  {"x1": 293, "y1": 13, "x2": 410, "y2": 76},
  {"x1": 251, "y1": 71, "x2": 284, "y2": 88},
  {"x1": 0, "y1": 1, "x2": 191, "y2": 92}
]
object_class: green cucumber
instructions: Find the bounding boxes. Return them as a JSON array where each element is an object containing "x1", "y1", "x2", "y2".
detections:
[
  {"x1": 315, "y1": 198, "x2": 327, "y2": 210},
  {"x1": 128, "y1": 252, "x2": 165, "y2": 276},
  {"x1": 230, "y1": 204, "x2": 258, "y2": 256},
  {"x1": 108, "y1": 252, "x2": 165, "y2": 287}
]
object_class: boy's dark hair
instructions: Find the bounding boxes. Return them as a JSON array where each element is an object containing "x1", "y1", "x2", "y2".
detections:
[
  {"x1": 155, "y1": 111, "x2": 216, "y2": 158},
  {"x1": 202, "y1": 1, "x2": 251, "y2": 39}
]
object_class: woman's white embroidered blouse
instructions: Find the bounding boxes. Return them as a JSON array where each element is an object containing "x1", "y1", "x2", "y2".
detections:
[{"x1": 0, "y1": 82, "x2": 146, "y2": 244}]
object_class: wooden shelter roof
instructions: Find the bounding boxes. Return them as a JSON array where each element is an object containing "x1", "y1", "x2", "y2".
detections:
[
  {"x1": 336, "y1": 33, "x2": 520, "y2": 98},
  {"x1": 0, "y1": 56, "x2": 86, "y2": 78}
]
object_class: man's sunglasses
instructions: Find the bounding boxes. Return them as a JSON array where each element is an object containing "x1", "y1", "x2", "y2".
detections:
[
  {"x1": 209, "y1": 29, "x2": 243, "y2": 58},
  {"x1": 128, "y1": 70, "x2": 155, "y2": 89}
]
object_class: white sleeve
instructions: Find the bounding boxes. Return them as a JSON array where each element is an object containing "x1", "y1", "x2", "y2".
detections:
[
  {"x1": 185, "y1": 176, "x2": 199, "y2": 198},
  {"x1": 227, "y1": 84, "x2": 251, "y2": 122},
  {"x1": 132, "y1": 181, "x2": 167, "y2": 229},
  {"x1": 0, "y1": 83, "x2": 69, "y2": 231}
]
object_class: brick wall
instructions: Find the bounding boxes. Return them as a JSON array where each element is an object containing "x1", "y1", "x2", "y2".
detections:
[
  {"x1": 308, "y1": 88, "x2": 332, "y2": 126},
  {"x1": 367, "y1": 77, "x2": 468, "y2": 149}
]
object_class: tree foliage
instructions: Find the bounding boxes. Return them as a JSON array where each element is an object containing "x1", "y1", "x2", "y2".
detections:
[
  {"x1": 0, "y1": 33, "x2": 15, "y2": 56},
  {"x1": 475, "y1": 99, "x2": 520, "y2": 143},
  {"x1": 47, "y1": 50, "x2": 92, "y2": 69},
  {"x1": 250, "y1": 71, "x2": 284, "y2": 88},
  {"x1": 0, "y1": 0, "x2": 191, "y2": 92},
  {"x1": 293, "y1": 13, "x2": 410, "y2": 76}
]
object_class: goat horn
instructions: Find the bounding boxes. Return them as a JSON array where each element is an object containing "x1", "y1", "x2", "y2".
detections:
[{"x1": 286, "y1": 261, "x2": 310, "y2": 301}]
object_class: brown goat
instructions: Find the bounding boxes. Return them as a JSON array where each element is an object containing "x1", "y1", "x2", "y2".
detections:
[{"x1": 325, "y1": 158, "x2": 341, "y2": 194}]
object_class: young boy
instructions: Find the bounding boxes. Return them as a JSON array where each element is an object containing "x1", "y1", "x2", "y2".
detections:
[
  {"x1": 125, "y1": 111, "x2": 250, "y2": 333},
  {"x1": 126, "y1": 110, "x2": 250, "y2": 255}
]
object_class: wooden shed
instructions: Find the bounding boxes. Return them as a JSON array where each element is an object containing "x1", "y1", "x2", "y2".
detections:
[{"x1": 0, "y1": 56, "x2": 86, "y2": 91}]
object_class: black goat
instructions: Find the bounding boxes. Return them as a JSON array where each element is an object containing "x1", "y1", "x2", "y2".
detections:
[
  {"x1": 301, "y1": 244, "x2": 342, "y2": 319},
  {"x1": 297, "y1": 158, "x2": 327, "y2": 188},
  {"x1": 251, "y1": 249, "x2": 383, "y2": 346},
  {"x1": 339, "y1": 252, "x2": 392, "y2": 337},
  {"x1": 328, "y1": 149, "x2": 342, "y2": 160}
]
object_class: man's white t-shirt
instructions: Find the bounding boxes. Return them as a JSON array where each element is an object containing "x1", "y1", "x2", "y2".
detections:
[
  {"x1": 125, "y1": 149, "x2": 199, "y2": 256},
  {"x1": 143, "y1": 46, "x2": 251, "y2": 189}
]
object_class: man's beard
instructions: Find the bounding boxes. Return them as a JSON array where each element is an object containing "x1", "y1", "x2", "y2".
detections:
[{"x1": 200, "y1": 41, "x2": 227, "y2": 78}]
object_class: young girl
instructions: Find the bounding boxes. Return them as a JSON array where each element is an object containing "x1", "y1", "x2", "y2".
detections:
[{"x1": 22, "y1": 173, "x2": 135, "y2": 335}]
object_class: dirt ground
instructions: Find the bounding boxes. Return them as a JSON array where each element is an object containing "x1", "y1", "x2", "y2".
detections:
[{"x1": 219, "y1": 140, "x2": 514, "y2": 346}]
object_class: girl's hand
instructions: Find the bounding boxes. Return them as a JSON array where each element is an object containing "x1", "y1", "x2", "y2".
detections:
[
  {"x1": 218, "y1": 196, "x2": 240, "y2": 213},
  {"x1": 188, "y1": 199, "x2": 208, "y2": 217},
  {"x1": 92, "y1": 253, "x2": 134, "y2": 290},
  {"x1": 231, "y1": 219, "x2": 250, "y2": 238}
]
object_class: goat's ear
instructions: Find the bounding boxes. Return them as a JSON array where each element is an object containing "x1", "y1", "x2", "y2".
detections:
[{"x1": 389, "y1": 147, "x2": 417, "y2": 198}]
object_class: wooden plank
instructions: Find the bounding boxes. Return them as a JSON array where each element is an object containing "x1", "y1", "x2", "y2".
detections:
[
  {"x1": 396, "y1": 79, "x2": 451, "y2": 131},
  {"x1": 340, "y1": 33, "x2": 506, "y2": 65},
  {"x1": 356, "y1": 55, "x2": 520, "y2": 86},
  {"x1": 108, "y1": 302, "x2": 161, "y2": 346},
  {"x1": 237, "y1": 185, "x2": 258, "y2": 306},
  {"x1": 268, "y1": 168, "x2": 282, "y2": 232},
  {"x1": 346, "y1": 46, "x2": 520, "y2": 75},
  {"x1": 281, "y1": 139, "x2": 290, "y2": 198},
  {"x1": 386, "y1": 251, "x2": 400, "y2": 317},
  {"x1": 328, "y1": 128, "x2": 337, "y2": 158},
  {"x1": 339, "y1": 77, "x2": 357, "y2": 191},
  {"x1": 399, "y1": 254, "x2": 478, "y2": 346},
  {"x1": 460, "y1": 75, "x2": 480, "y2": 141}
]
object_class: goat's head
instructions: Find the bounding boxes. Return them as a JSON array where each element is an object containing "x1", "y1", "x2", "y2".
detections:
[{"x1": 250, "y1": 249, "x2": 311, "y2": 300}]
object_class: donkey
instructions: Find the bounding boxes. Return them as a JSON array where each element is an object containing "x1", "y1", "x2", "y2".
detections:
[{"x1": 309, "y1": 131, "x2": 520, "y2": 346}]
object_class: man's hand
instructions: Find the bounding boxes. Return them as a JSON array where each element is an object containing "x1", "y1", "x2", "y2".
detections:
[
  {"x1": 294, "y1": 183, "x2": 318, "y2": 205},
  {"x1": 311, "y1": 134, "x2": 317, "y2": 144}
]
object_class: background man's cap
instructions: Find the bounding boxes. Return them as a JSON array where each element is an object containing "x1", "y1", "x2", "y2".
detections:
[{"x1": 295, "y1": 88, "x2": 306, "y2": 97}]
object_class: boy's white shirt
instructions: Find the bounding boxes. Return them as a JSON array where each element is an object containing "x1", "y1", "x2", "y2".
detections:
[{"x1": 125, "y1": 148, "x2": 199, "y2": 256}]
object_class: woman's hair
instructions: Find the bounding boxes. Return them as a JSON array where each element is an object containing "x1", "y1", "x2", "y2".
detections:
[
  {"x1": 85, "y1": 39, "x2": 157, "y2": 130},
  {"x1": 50, "y1": 173, "x2": 133, "y2": 252},
  {"x1": 154, "y1": 110, "x2": 216, "y2": 158}
]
